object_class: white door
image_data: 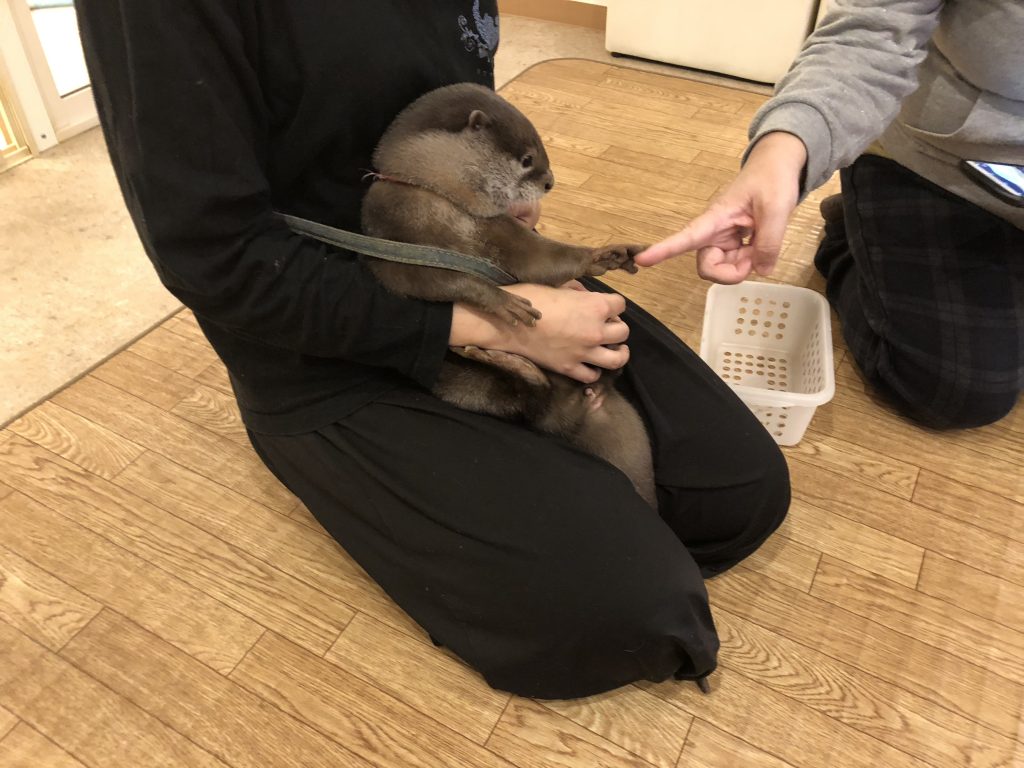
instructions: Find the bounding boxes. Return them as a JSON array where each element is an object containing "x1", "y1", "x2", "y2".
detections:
[{"x1": 4, "y1": 0, "x2": 96, "y2": 143}]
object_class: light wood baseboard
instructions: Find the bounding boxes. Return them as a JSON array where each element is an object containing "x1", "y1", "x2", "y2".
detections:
[{"x1": 499, "y1": 0, "x2": 607, "y2": 31}]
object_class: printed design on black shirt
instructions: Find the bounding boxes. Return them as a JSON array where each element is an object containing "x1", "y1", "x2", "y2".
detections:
[{"x1": 459, "y1": 0, "x2": 499, "y2": 62}]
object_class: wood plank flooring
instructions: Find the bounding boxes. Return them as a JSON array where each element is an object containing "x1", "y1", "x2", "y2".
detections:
[{"x1": 2, "y1": 59, "x2": 1022, "y2": 767}]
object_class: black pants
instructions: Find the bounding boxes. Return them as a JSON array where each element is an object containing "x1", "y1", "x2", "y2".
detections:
[
  {"x1": 816, "y1": 155, "x2": 1024, "y2": 429},
  {"x1": 249, "y1": 279, "x2": 789, "y2": 699}
]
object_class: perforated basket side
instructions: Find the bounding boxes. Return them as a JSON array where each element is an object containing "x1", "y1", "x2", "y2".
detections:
[
  {"x1": 744, "y1": 401, "x2": 816, "y2": 446},
  {"x1": 709, "y1": 287, "x2": 807, "y2": 356},
  {"x1": 700, "y1": 283, "x2": 835, "y2": 406},
  {"x1": 796, "y1": 317, "x2": 829, "y2": 397},
  {"x1": 712, "y1": 347, "x2": 795, "y2": 393},
  {"x1": 700, "y1": 282, "x2": 836, "y2": 445}
]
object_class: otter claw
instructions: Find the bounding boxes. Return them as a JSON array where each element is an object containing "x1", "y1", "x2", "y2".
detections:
[
  {"x1": 590, "y1": 244, "x2": 647, "y2": 275},
  {"x1": 494, "y1": 294, "x2": 542, "y2": 327}
]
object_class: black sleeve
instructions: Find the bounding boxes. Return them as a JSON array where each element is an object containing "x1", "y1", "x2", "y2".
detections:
[{"x1": 76, "y1": 0, "x2": 452, "y2": 386}]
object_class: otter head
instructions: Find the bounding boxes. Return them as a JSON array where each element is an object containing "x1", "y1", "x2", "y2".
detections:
[
  {"x1": 373, "y1": 83, "x2": 555, "y2": 218},
  {"x1": 459, "y1": 99, "x2": 555, "y2": 216}
]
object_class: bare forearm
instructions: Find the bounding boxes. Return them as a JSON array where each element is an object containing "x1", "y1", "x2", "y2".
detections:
[
  {"x1": 745, "y1": 131, "x2": 808, "y2": 183},
  {"x1": 450, "y1": 302, "x2": 505, "y2": 349}
]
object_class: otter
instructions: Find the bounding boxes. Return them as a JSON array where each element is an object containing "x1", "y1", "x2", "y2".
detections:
[{"x1": 361, "y1": 83, "x2": 656, "y2": 507}]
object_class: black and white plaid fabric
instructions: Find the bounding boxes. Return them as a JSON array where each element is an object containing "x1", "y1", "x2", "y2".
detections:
[{"x1": 815, "y1": 154, "x2": 1024, "y2": 429}]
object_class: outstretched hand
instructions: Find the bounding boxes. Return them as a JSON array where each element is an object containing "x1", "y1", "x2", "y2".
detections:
[{"x1": 635, "y1": 132, "x2": 808, "y2": 284}]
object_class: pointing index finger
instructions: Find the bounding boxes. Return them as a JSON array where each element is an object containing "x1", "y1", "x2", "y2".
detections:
[{"x1": 635, "y1": 211, "x2": 727, "y2": 267}]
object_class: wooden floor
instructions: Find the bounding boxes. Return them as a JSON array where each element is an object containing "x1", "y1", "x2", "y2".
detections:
[{"x1": 2, "y1": 59, "x2": 1023, "y2": 768}]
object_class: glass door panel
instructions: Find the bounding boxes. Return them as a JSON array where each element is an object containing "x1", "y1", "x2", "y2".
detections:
[
  {"x1": 7, "y1": 0, "x2": 96, "y2": 141},
  {"x1": 28, "y1": 0, "x2": 89, "y2": 97}
]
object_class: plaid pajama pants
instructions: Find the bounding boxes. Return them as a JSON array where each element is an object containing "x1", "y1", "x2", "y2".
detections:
[{"x1": 815, "y1": 155, "x2": 1024, "y2": 429}]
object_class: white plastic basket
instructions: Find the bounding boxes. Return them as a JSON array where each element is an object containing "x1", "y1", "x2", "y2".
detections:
[{"x1": 699, "y1": 282, "x2": 835, "y2": 446}]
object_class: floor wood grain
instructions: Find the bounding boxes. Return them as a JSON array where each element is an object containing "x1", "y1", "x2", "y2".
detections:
[
  {"x1": 0, "y1": 491, "x2": 263, "y2": 675},
  {"x1": 61, "y1": 611, "x2": 369, "y2": 768},
  {"x1": 229, "y1": 631, "x2": 517, "y2": 768},
  {"x1": 325, "y1": 613, "x2": 511, "y2": 746},
  {"x1": 0, "y1": 704, "x2": 17, "y2": 741},
  {"x1": 0, "y1": 545, "x2": 101, "y2": 652},
  {"x1": 0, "y1": 620, "x2": 229, "y2": 767},
  {"x1": 677, "y1": 720, "x2": 796, "y2": 768},
  {"x1": 1, "y1": 59, "x2": 1021, "y2": 768},
  {"x1": 0, "y1": 722, "x2": 88, "y2": 768}
]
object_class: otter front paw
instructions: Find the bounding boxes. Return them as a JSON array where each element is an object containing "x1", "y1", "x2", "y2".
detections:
[
  {"x1": 487, "y1": 291, "x2": 543, "y2": 327},
  {"x1": 589, "y1": 244, "x2": 645, "y2": 276}
]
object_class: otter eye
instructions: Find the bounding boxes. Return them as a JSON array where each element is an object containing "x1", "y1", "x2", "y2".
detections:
[{"x1": 521, "y1": 154, "x2": 534, "y2": 169}]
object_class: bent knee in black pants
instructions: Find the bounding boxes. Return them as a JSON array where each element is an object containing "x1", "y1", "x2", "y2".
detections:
[
  {"x1": 815, "y1": 155, "x2": 1024, "y2": 429},
  {"x1": 248, "y1": 393, "x2": 718, "y2": 699},
  {"x1": 247, "y1": 285, "x2": 790, "y2": 698}
]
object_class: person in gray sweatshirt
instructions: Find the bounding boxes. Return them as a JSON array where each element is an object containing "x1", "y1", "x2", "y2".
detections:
[{"x1": 638, "y1": 0, "x2": 1023, "y2": 429}]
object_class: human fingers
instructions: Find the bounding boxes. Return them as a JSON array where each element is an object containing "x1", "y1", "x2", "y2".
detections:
[
  {"x1": 601, "y1": 316, "x2": 630, "y2": 346},
  {"x1": 564, "y1": 362, "x2": 603, "y2": 384},
  {"x1": 596, "y1": 291, "x2": 627, "y2": 318},
  {"x1": 696, "y1": 246, "x2": 754, "y2": 284},
  {"x1": 634, "y1": 209, "x2": 730, "y2": 266},
  {"x1": 584, "y1": 343, "x2": 630, "y2": 371}
]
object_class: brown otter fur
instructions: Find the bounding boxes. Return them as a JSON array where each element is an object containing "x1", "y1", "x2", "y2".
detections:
[{"x1": 361, "y1": 83, "x2": 655, "y2": 507}]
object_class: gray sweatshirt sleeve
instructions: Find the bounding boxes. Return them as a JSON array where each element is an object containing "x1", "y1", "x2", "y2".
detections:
[{"x1": 748, "y1": 0, "x2": 945, "y2": 193}]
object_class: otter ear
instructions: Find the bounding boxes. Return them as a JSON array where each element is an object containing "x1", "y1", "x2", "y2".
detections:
[{"x1": 468, "y1": 110, "x2": 491, "y2": 131}]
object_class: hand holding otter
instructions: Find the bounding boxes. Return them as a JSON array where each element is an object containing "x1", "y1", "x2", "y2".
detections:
[{"x1": 451, "y1": 283, "x2": 629, "y2": 383}]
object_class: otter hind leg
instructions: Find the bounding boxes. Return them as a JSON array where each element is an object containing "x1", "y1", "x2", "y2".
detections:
[
  {"x1": 450, "y1": 346, "x2": 550, "y2": 389},
  {"x1": 433, "y1": 356, "x2": 550, "y2": 422},
  {"x1": 595, "y1": 391, "x2": 657, "y2": 508},
  {"x1": 545, "y1": 378, "x2": 656, "y2": 508}
]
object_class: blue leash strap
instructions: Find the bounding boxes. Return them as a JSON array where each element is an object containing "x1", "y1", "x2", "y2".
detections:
[{"x1": 275, "y1": 212, "x2": 517, "y2": 286}]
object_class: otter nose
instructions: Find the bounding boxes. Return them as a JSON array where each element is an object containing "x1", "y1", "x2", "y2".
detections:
[{"x1": 543, "y1": 171, "x2": 555, "y2": 192}]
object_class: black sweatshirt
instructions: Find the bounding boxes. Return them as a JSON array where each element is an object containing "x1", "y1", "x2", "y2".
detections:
[{"x1": 77, "y1": 1, "x2": 500, "y2": 433}]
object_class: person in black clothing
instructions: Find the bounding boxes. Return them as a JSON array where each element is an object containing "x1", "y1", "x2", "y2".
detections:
[{"x1": 77, "y1": 1, "x2": 789, "y2": 698}]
